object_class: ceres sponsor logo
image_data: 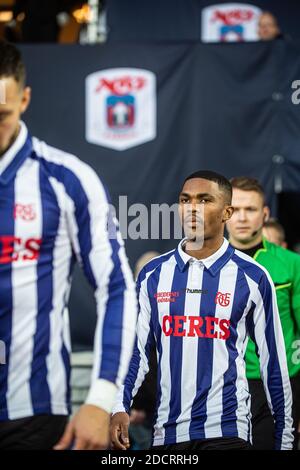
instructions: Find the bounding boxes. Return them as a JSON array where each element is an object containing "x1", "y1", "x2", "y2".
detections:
[
  {"x1": 162, "y1": 315, "x2": 230, "y2": 339},
  {"x1": 86, "y1": 68, "x2": 156, "y2": 150},
  {"x1": 0, "y1": 236, "x2": 42, "y2": 263}
]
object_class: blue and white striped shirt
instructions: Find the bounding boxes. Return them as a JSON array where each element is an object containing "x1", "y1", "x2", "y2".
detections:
[
  {"x1": 114, "y1": 238, "x2": 294, "y2": 450},
  {"x1": 0, "y1": 122, "x2": 137, "y2": 421}
]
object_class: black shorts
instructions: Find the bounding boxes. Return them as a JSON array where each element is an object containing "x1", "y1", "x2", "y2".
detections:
[
  {"x1": 153, "y1": 437, "x2": 251, "y2": 451},
  {"x1": 249, "y1": 374, "x2": 300, "y2": 450},
  {"x1": 0, "y1": 414, "x2": 68, "y2": 450}
]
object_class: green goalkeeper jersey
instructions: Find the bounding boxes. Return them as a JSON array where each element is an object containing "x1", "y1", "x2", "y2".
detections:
[{"x1": 245, "y1": 238, "x2": 300, "y2": 378}]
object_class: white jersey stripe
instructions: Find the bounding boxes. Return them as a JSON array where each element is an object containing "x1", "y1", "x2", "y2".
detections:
[
  {"x1": 8, "y1": 159, "x2": 41, "y2": 418},
  {"x1": 46, "y1": 177, "x2": 72, "y2": 415},
  {"x1": 176, "y1": 262, "x2": 202, "y2": 441},
  {"x1": 153, "y1": 257, "x2": 176, "y2": 443}
]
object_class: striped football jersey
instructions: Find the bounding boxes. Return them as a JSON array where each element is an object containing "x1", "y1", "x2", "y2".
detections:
[
  {"x1": 113, "y1": 239, "x2": 294, "y2": 450},
  {"x1": 0, "y1": 121, "x2": 137, "y2": 420}
]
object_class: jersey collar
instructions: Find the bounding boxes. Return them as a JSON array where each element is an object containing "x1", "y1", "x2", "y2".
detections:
[
  {"x1": 175, "y1": 237, "x2": 235, "y2": 276},
  {"x1": 0, "y1": 121, "x2": 32, "y2": 186}
]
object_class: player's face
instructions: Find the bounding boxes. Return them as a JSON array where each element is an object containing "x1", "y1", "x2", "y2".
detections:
[
  {"x1": 0, "y1": 77, "x2": 31, "y2": 156},
  {"x1": 179, "y1": 178, "x2": 233, "y2": 242},
  {"x1": 226, "y1": 189, "x2": 269, "y2": 246}
]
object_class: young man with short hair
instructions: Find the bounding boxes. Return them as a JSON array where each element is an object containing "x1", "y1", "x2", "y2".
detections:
[
  {"x1": 110, "y1": 171, "x2": 293, "y2": 451},
  {"x1": 227, "y1": 176, "x2": 300, "y2": 450},
  {"x1": 0, "y1": 40, "x2": 137, "y2": 450}
]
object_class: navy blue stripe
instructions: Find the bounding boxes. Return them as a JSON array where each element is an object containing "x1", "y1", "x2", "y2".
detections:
[
  {"x1": 99, "y1": 198, "x2": 125, "y2": 383},
  {"x1": 123, "y1": 330, "x2": 154, "y2": 412},
  {"x1": 221, "y1": 268, "x2": 250, "y2": 436},
  {"x1": 246, "y1": 393, "x2": 251, "y2": 443},
  {"x1": 123, "y1": 267, "x2": 158, "y2": 412},
  {"x1": 245, "y1": 301, "x2": 257, "y2": 348},
  {"x1": 174, "y1": 247, "x2": 186, "y2": 272},
  {"x1": 164, "y1": 265, "x2": 188, "y2": 444},
  {"x1": 232, "y1": 252, "x2": 265, "y2": 286},
  {"x1": 30, "y1": 166, "x2": 60, "y2": 413},
  {"x1": 123, "y1": 336, "x2": 140, "y2": 412},
  {"x1": 259, "y1": 275, "x2": 285, "y2": 449},
  {"x1": 139, "y1": 251, "x2": 176, "y2": 282},
  {"x1": 152, "y1": 322, "x2": 162, "y2": 444},
  {"x1": 189, "y1": 268, "x2": 221, "y2": 438},
  {"x1": 0, "y1": 182, "x2": 15, "y2": 420},
  {"x1": 61, "y1": 256, "x2": 76, "y2": 413},
  {"x1": 61, "y1": 339, "x2": 71, "y2": 414},
  {"x1": 209, "y1": 244, "x2": 235, "y2": 276},
  {"x1": 122, "y1": 267, "x2": 146, "y2": 409}
]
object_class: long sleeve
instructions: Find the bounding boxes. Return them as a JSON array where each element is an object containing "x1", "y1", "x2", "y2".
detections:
[
  {"x1": 64, "y1": 160, "x2": 137, "y2": 413},
  {"x1": 290, "y1": 251, "x2": 300, "y2": 333},
  {"x1": 247, "y1": 271, "x2": 294, "y2": 450},
  {"x1": 113, "y1": 268, "x2": 155, "y2": 414}
]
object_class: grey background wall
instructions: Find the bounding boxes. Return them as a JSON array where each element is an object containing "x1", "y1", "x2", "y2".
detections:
[{"x1": 20, "y1": 40, "x2": 300, "y2": 348}]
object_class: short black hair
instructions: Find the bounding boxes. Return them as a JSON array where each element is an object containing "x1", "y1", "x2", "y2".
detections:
[
  {"x1": 183, "y1": 170, "x2": 232, "y2": 204},
  {"x1": 0, "y1": 40, "x2": 26, "y2": 88}
]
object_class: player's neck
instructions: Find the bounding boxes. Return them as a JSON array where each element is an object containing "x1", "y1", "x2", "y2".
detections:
[
  {"x1": 184, "y1": 234, "x2": 224, "y2": 260},
  {"x1": 0, "y1": 124, "x2": 21, "y2": 158},
  {"x1": 229, "y1": 234, "x2": 263, "y2": 250}
]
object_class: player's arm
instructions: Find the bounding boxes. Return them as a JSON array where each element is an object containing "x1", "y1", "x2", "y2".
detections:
[
  {"x1": 54, "y1": 162, "x2": 137, "y2": 450},
  {"x1": 290, "y1": 251, "x2": 300, "y2": 333},
  {"x1": 111, "y1": 269, "x2": 155, "y2": 450},
  {"x1": 247, "y1": 271, "x2": 294, "y2": 450}
]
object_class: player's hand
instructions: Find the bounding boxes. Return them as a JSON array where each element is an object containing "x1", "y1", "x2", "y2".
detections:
[
  {"x1": 110, "y1": 412, "x2": 130, "y2": 450},
  {"x1": 53, "y1": 404, "x2": 110, "y2": 450}
]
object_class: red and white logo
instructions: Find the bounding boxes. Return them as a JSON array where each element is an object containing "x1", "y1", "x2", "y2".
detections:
[
  {"x1": 201, "y1": 3, "x2": 262, "y2": 42},
  {"x1": 0, "y1": 236, "x2": 42, "y2": 264},
  {"x1": 85, "y1": 68, "x2": 156, "y2": 151},
  {"x1": 215, "y1": 292, "x2": 231, "y2": 307},
  {"x1": 14, "y1": 204, "x2": 36, "y2": 221},
  {"x1": 154, "y1": 291, "x2": 180, "y2": 303}
]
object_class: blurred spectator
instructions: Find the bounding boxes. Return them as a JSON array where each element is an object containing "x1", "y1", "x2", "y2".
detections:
[
  {"x1": 5, "y1": 0, "x2": 81, "y2": 43},
  {"x1": 11, "y1": 0, "x2": 61, "y2": 42},
  {"x1": 263, "y1": 218, "x2": 287, "y2": 248},
  {"x1": 258, "y1": 11, "x2": 282, "y2": 41}
]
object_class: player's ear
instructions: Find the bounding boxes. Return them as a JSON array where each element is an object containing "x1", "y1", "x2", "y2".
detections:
[
  {"x1": 263, "y1": 206, "x2": 270, "y2": 223},
  {"x1": 222, "y1": 205, "x2": 234, "y2": 223},
  {"x1": 20, "y1": 86, "x2": 31, "y2": 114}
]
